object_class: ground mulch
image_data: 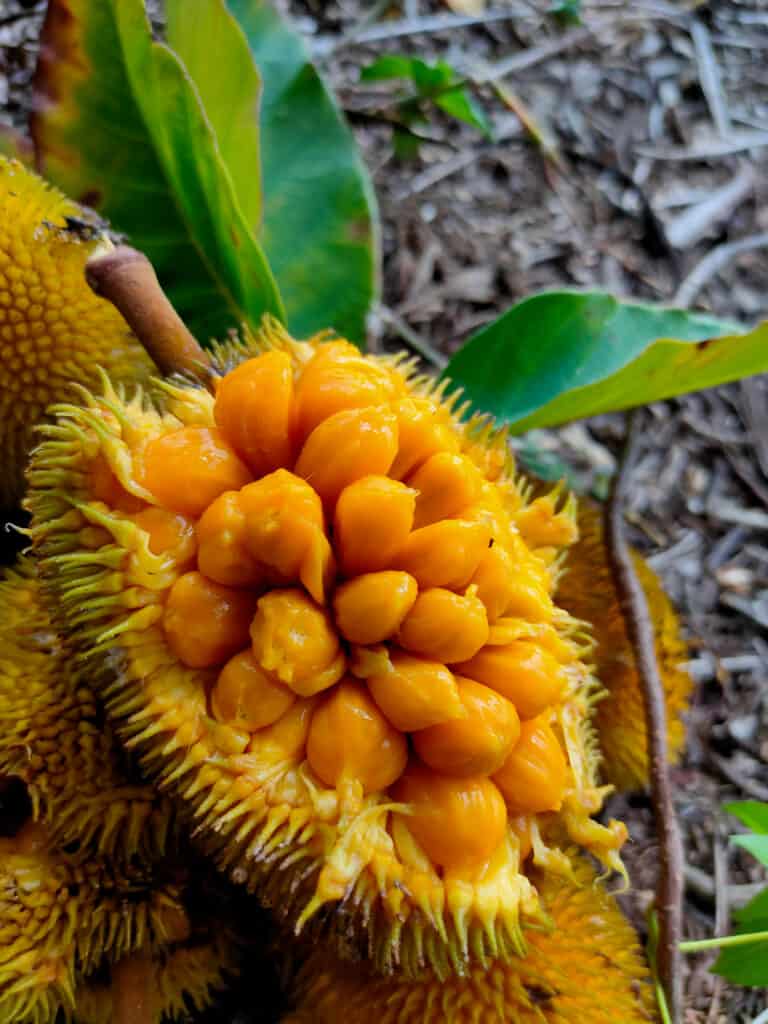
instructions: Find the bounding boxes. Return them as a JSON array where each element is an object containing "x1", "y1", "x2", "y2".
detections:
[{"x1": 2, "y1": 1, "x2": 767, "y2": 1021}]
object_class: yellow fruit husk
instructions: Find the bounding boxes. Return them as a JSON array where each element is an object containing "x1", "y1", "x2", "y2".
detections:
[
  {"x1": 556, "y1": 502, "x2": 692, "y2": 792},
  {"x1": 0, "y1": 558, "x2": 174, "y2": 861},
  {"x1": 0, "y1": 819, "x2": 188, "y2": 1024},
  {"x1": 25, "y1": 319, "x2": 628, "y2": 979},
  {"x1": 74, "y1": 934, "x2": 239, "y2": 1024},
  {"x1": 282, "y1": 855, "x2": 659, "y2": 1023},
  {"x1": 0, "y1": 156, "x2": 154, "y2": 507}
]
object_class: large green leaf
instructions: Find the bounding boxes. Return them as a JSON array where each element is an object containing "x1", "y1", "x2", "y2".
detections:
[
  {"x1": 33, "y1": 0, "x2": 283, "y2": 343},
  {"x1": 164, "y1": 0, "x2": 262, "y2": 230},
  {"x1": 444, "y1": 291, "x2": 767, "y2": 432},
  {"x1": 224, "y1": 0, "x2": 379, "y2": 343}
]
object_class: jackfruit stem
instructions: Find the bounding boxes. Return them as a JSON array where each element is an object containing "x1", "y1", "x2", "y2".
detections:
[
  {"x1": 111, "y1": 952, "x2": 156, "y2": 1024},
  {"x1": 86, "y1": 246, "x2": 213, "y2": 386}
]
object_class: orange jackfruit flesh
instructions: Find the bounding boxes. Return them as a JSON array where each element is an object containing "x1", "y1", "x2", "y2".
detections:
[
  {"x1": 0, "y1": 156, "x2": 154, "y2": 507},
  {"x1": 0, "y1": 558, "x2": 174, "y2": 861},
  {"x1": 27, "y1": 318, "x2": 627, "y2": 978},
  {"x1": 282, "y1": 856, "x2": 659, "y2": 1024},
  {"x1": 556, "y1": 501, "x2": 692, "y2": 792}
]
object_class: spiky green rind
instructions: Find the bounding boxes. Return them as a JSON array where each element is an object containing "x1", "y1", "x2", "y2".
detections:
[{"x1": 0, "y1": 559, "x2": 175, "y2": 862}]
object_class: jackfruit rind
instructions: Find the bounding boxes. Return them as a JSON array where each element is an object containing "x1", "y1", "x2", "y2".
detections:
[
  {"x1": 556, "y1": 502, "x2": 691, "y2": 792},
  {"x1": 0, "y1": 558, "x2": 174, "y2": 861},
  {"x1": 0, "y1": 156, "x2": 154, "y2": 507},
  {"x1": 74, "y1": 931, "x2": 240, "y2": 1024},
  {"x1": 283, "y1": 856, "x2": 658, "y2": 1024},
  {"x1": 26, "y1": 320, "x2": 626, "y2": 978},
  {"x1": 0, "y1": 821, "x2": 188, "y2": 1024}
]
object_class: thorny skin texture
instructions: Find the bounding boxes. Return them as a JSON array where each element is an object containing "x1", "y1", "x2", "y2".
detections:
[
  {"x1": 0, "y1": 817, "x2": 214, "y2": 1024},
  {"x1": 0, "y1": 560, "x2": 173, "y2": 862},
  {"x1": 27, "y1": 321, "x2": 628, "y2": 979},
  {"x1": 0, "y1": 565, "x2": 237, "y2": 1023},
  {"x1": 0, "y1": 157, "x2": 154, "y2": 507},
  {"x1": 282, "y1": 855, "x2": 659, "y2": 1024},
  {"x1": 556, "y1": 502, "x2": 692, "y2": 792}
]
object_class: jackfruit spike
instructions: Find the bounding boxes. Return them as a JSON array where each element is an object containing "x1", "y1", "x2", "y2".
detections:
[
  {"x1": 0, "y1": 558, "x2": 175, "y2": 863},
  {"x1": 0, "y1": 814, "x2": 190, "y2": 1023},
  {"x1": 283, "y1": 856, "x2": 658, "y2": 1024},
  {"x1": 556, "y1": 500, "x2": 692, "y2": 791}
]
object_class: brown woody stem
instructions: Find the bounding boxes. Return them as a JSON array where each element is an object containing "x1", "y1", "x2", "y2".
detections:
[
  {"x1": 86, "y1": 245, "x2": 213, "y2": 385},
  {"x1": 604, "y1": 410, "x2": 684, "y2": 1024},
  {"x1": 111, "y1": 953, "x2": 155, "y2": 1024}
]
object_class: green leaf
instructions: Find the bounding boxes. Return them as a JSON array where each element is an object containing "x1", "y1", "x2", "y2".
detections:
[
  {"x1": 435, "y1": 88, "x2": 493, "y2": 138},
  {"x1": 361, "y1": 54, "x2": 490, "y2": 137},
  {"x1": 360, "y1": 55, "x2": 418, "y2": 83},
  {"x1": 410, "y1": 59, "x2": 454, "y2": 96},
  {"x1": 226, "y1": 0, "x2": 379, "y2": 343},
  {"x1": 164, "y1": 0, "x2": 262, "y2": 229},
  {"x1": 734, "y1": 888, "x2": 768, "y2": 930},
  {"x1": 713, "y1": 891, "x2": 768, "y2": 987},
  {"x1": 33, "y1": 0, "x2": 283, "y2": 343},
  {"x1": 361, "y1": 55, "x2": 452, "y2": 95},
  {"x1": 551, "y1": 0, "x2": 582, "y2": 25},
  {"x1": 732, "y1": 834, "x2": 768, "y2": 868},
  {"x1": 393, "y1": 126, "x2": 422, "y2": 161},
  {"x1": 725, "y1": 800, "x2": 768, "y2": 835},
  {"x1": 443, "y1": 290, "x2": 767, "y2": 432}
]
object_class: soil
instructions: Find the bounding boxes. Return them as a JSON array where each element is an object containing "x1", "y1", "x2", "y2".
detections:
[{"x1": 2, "y1": 1, "x2": 767, "y2": 1021}]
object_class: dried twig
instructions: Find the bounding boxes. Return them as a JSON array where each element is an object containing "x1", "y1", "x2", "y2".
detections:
[
  {"x1": 674, "y1": 232, "x2": 768, "y2": 307},
  {"x1": 85, "y1": 245, "x2": 213, "y2": 386},
  {"x1": 315, "y1": 5, "x2": 527, "y2": 56},
  {"x1": 635, "y1": 132, "x2": 768, "y2": 162},
  {"x1": 690, "y1": 19, "x2": 731, "y2": 138},
  {"x1": 377, "y1": 306, "x2": 448, "y2": 371},
  {"x1": 604, "y1": 410, "x2": 684, "y2": 1023},
  {"x1": 684, "y1": 862, "x2": 765, "y2": 909},
  {"x1": 664, "y1": 163, "x2": 754, "y2": 250}
]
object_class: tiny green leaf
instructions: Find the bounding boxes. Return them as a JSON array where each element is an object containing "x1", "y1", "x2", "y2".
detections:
[
  {"x1": 393, "y1": 126, "x2": 422, "y2": 161},
  {"x1": 443, "y1": 290, "x2": 767, "y2": 432},
  {"x1": 712, "y1": 893, "x2": 768, "y2": 989},
  {"x1": 550, "y1": 0, "x2": 582, "y2": 25},
  {"x1": 361, "y1": 55, "x2": 453, "y2": 96},
  {"x1": 732, "y1": 834, "x2": 768, "y2": 868},
  {"x1": 435, "y1": 89, "x2": 493, "y2": 138},
  {"x1": 725, "y1": 800, "x2": 768, "y2": 835},
  {"x1": 410, "y1": 58, "x2": 454, "y2": 96},
  {"x1": 360, "y1": 54, "x2": 417, "y2": 83}
]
